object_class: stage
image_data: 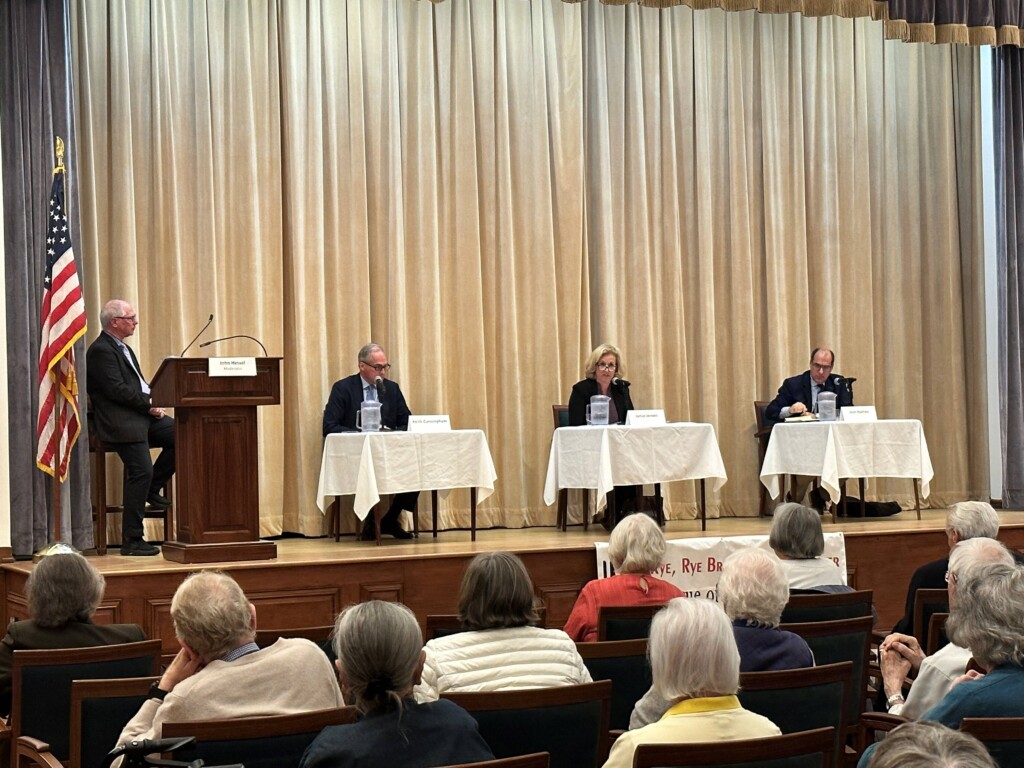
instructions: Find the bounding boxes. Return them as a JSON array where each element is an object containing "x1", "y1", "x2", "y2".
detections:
[{"x1": 4, "y1": 508, "x2": 1023, "y2": 662}]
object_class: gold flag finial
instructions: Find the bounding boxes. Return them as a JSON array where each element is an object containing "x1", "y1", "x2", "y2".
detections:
[{"x1": 54, "y1": 136, "x2": 65, "y2": 174}]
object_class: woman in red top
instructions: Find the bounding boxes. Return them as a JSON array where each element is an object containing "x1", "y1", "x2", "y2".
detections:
[{"x1": 563, "y1": 513, "x2": 683, "y2": 642}]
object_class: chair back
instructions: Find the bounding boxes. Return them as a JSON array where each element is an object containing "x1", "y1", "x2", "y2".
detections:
[
  {"x1": 912, "y1": 588, "x2": 949, "y2": 651},
  {"x1": 552, "y1": 405, "x2": 570, "y2": 430},
  {"x1": 442, "y1": 753, "x2": 551, "y2": 768},
  {"x1": 442, "y1": 680, "x2": 612, "y2": 768},
  {"x1": 162, "y1": 707, "x2": 357, "y2": 768},
  {"x1": 576, "y1": 639, "x2": 650, "y2": 731},
  {"x1": 631, "y1": 726, "x2": 835, "y2": 768},
  {"x1": 11, "y1": 639, "x2": 162, "y2": 763},
  {"x1": 960, "y1": 717, "x2": 1024, "y2": 768},
  {"x1": 254, "y1": 626, "x2": 336, "y2": 662},
  {"x1": 426, "y1": 611, "x2": 549, "y2": 641},
  {"x1": 780, "y1": 616, "x2": 872, "y2": 728},
  {"x1": 596, "y1": 604, "x2": 664, "y2": 641},
  {"x1": 779, "y1": 590, "x2": 874, "y2": 624},
  {"x1": 70, "y1": 676, "x2": 159, "y2": 768},
  {"x1": 926, "y1": 612, "x2": 950, "y2": 656},
  {"x1": 738, "y1": 661, "x2": 850, "y2": 766},
  {"x1": 754, "y1": 401, "x2": 772, "y2": 440}
]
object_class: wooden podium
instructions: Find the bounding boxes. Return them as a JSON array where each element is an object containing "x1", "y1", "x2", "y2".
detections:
[{"x1": 150, "y1": 357, "x2": 281, "y2": 564}]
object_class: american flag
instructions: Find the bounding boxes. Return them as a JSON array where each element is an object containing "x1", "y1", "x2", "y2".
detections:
[{"x1": 35, "y1": 167, "x2": 87, "y2": 481}]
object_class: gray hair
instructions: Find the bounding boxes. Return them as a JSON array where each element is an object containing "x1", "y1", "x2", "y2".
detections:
[
  {"x1": 583, "y1": 343, "x2": 625, "y2": 380},
  {"x1": 608, "y1": 513, "x2": 667, "y2": 573},
  {"x1": 333, "y1": 600, "x2": 423, "y2": 715},
  {"x1": 171, "y1": 571, "x2": 254, "y2": 660},
  {"x1": 649, "y1": 598, "x2": 739, "y2": 701},
  {"x1": 458, "y1": 552, "x2": 539, "y2": 630},
  {"x1": 866, "y1": 720, "x2": 996, "y2": 768},
  {"x1": 358, "y1": 343, "x2": 384, "y2": 363},
  {"x1": 26, "y1": 553, "x2": 105, "y2": 628},
  {"x1": 948, "y1": 537, "x2": 1013, "y2": 576},
  {"x1": 945, "y1": 562, "x2": 1024, "y2": 670},
  {"x1": 946, "y1": 501, "x2": 999, "y2": 542},
  {"x1": 769, "y1": 503, "x2": 824, "y2": 559},
  {"x1": 719, "y1": 548, "x2": 789, "y2": 628},
  {"x1": 99, "y1": 299, "x2": 129, "y2": 330}
]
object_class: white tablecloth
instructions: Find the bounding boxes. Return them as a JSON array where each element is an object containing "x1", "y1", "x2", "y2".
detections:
[
  {"x1": 316, "y1": 430, "x2": 498, "y2": 520},
  {"x1": 542, "y1": 423, "x2": 728, "y2": 512},
  {"x1": 759, "y1": 419, "x2": 934, "y2": 503}
]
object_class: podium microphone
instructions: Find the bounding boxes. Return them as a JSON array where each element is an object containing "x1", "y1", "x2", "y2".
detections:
[
  {"x1": 375, "y1": 376, "x2": 386, "y2": 399},
  {"x1": 199, "y1": 334, "x2": 269, "y2": 356},
  {"x1": 179, "y1": 314, "x2": 214, "y2": 357}
]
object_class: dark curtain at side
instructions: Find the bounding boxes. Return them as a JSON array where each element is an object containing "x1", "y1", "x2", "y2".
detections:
[
  {"x1": 0, "y1": 0, "x2": 92, "y2": 556},
  {"x1": 995, "y1": 47, "x2": 1024, "y2": 509}
]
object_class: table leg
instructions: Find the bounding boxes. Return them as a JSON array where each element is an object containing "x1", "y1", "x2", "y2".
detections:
[
  {"x1": 583, "y1": 489, "x2": 590, "y2": 530},
  {"x1": 432, "y1": 490, "x2": 439, "y2": 538},
  {"x1": 913, "y1": 479, "x2": 921, "y2": 520},
  {"x1": 471, "y1": 487, "x2": 478, "y2": 542},
  {"x1": 700, "y1": 479, "x2": 706, "y2": 532},
  {"x1": 858, "y1": 478, "x2": 866, "y2": 518}
]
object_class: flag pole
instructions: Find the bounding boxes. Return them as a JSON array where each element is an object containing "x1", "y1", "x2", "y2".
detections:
[{"x1": 36, "y1": 137, "x2": 78, "y2": 560}]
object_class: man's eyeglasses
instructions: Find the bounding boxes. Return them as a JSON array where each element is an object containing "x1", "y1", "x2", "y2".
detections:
[
  {"x1": 596, "y1": 362, "x2": 617, "y2": 371},
  {"x1": 811, "y1": 363, "x2": 832, "y2": 372},
  {"x1": 115, "y1": 315, "x2": 138, "y2": 324},
  {"x1": 361, "y1": 362, "x2": 391, "y2": 374},
  {"x1": 944, "y1": 570, "x2": 957, "y2": 585}
]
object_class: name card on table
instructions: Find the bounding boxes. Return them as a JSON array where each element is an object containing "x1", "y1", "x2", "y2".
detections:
[
  {"x1": 840, "y1": 406, "x2": 878, "y2": 423},
  {"x1": 208, "y1": 357, "x2": 257, "y2": 377},
  {"x1": 408, "y1": 415, "x2": 452, "y2": 432},
  {"x1": 625, "y1": 409, "x2": 667, "y2": 427}
]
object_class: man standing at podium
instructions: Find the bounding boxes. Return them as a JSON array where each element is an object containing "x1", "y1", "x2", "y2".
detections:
[
  {"x1": 323, "y1": 343, "x2": 417, "y2": 540},
  {"x1": 87, "y1": 299, "x2": 175, "y2": 556}
]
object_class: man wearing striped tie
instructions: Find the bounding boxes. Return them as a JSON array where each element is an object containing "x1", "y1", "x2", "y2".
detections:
[{"x1": 86, "y1": 299, "x2": 175, "y2": 556}]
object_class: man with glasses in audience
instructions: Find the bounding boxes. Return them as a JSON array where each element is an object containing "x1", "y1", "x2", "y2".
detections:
[
  {"x1": 86, "y1": 299, "x2": 175, "y2": 556},
  {"x1": 764, "y1": 346, "x2": 853, "y2": 505},
  {"x1": 323, "y1": 343, "x2": 417, "y2": 539}
]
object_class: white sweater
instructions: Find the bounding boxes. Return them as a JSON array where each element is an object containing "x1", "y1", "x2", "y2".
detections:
[{"x1": 413, "y1": 625, "x2": 592, "y2": 702}]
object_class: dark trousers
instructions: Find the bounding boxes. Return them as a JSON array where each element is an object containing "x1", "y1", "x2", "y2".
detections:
[
  {"x1": 111, "y1": 416, "x2": 176, "y2": 540},
  {"x1": 365, "y1": 491, "x2": 419, "y2": 531}
]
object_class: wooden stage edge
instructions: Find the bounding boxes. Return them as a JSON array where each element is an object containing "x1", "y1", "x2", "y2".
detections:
[{"x1": 4, "y1": 509, "x2": 1024, "y2": 662}]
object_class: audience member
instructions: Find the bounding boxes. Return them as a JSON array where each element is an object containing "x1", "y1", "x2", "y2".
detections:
[
  {"x1": 299, "y1": 601, "x2": 494, "y2": 768},
  {"x1": 115, "y1": 571, "x2": 343, "y2": 754},
  {"x1": 563, "y1": 514, "x2": 682, "y2": 642},
  {"x1": 865, "y1": 721, "x2": 996, "y2": 768},
  {"x1": 892, "y1": 501, "x2": 1000, "y2": 635},
  {"x1": 880, "y1": 538, "x2": 1013, "y2": 718},
  {"x1": 629, "y1": 548, "x2": 813, "y2": 728},
  {"x1": 0, "y1": 552, "x2": 145, "y2": 714},
  {"x1": 769, "y1": 503, "x2": 845, "y2": 589},
  {"x1": 605, "y1": 599, "x2": 780, "y2": 768},
  {"x1": 414, "y1": 552, "x2": 591, "y2": 701}
]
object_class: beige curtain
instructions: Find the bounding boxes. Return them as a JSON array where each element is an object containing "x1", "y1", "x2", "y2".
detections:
[{"x1": 71, "y1": 0, "x2": 985, "y2": 537}]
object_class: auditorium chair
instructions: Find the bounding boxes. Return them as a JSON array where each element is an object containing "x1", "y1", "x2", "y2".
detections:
[
  {"x1": 960, "y1": 717, "x2": 1024, "y2": 768},
  {"x1": 631, "y1": 727, "x2": 836, "y2": 768},
  {"x1": 738, "y1": 661, "x2": 851, "y2": 767},
  {"x1": 753, "y1": 401, "x2": 773, "y2": 518},
  {"x1": 3, "y1": 640, "x2": 161, "y2": 768},
  {"x1": 576, "y1": 639, "x2": 650, "y2": 732},
  {"x1": 88, "y1": 408, "x2": 172, "y2": 555},
  {"x1": 596, "y1": 604, "x2": 664, "y2": 641},
  {"x1": 442, "y1": 680, "x2": 612, "y2": 768},
  {"x1": 425, "y1": 608, "x2": 548, "y2": 641},
  {"x1": 552, "y1": 405, "x2": 591, "y2": 531},
  {"x1": 911, "y1": 588, "x2": 949, "y2": 652},
  {"x1": 780, "y1": 590, "x2": 874, "y2": 624},
  {"x1": 162, "y1": 707, "x2": 357, "y2": 768}
]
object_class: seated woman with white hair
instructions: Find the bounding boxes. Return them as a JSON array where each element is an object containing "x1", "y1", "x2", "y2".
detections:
[
  {"x1": 769, "y1": 503, "x2": 845, "y2": 589},
  {"x1": 629, "y1": 548, "x2": 814, "y2": 728},
  {"x1": 603, "y1": 598, "x2": 780, "y2": 768},
  {"x1": 414, "y1": 552, "x2": 591, "y2": 701},
  {"x1": 299, "y1": 601, "x2": 494, "y2": 768},
  {"x1": 563, "y1": 513, "x2": 683, "y2": 642}
]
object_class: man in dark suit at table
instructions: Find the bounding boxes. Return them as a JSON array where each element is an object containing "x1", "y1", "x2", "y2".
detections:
[
  {"x1": 322, "y1": 343, "x2": 417, "y2": 540},
  {"x1": 764, "y1": 346, "x2": 853, "y2": 506},
  {"x1": 86, "y1": 299, "x2": 175, "y2": 556}
]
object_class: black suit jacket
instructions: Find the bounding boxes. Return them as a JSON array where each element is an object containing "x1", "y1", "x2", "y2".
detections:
[
  {"x1": 86, "y1": 332, "x2": 154, "y2": 443},
  {"x1": 323, "y1": 373, "x2": 412, "y2": 435},
  {"x1": 0, "y1": 619, "x2": 146, "y2": 714},
  {"x1": 765, "y1": 370, "x2": 853, "y2": 424},
  {"x1": 567, "y1": 378, "x2": 634, "y2": 427}
]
